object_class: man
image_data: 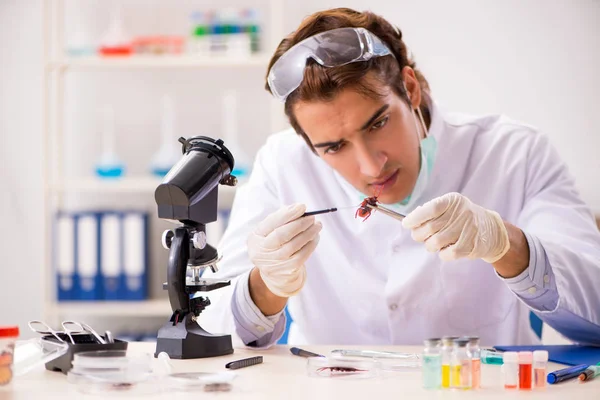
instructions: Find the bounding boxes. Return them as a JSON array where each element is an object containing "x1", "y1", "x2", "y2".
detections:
[{"x1": 202, "y1": 8, "x2": 600, "y2": 347}]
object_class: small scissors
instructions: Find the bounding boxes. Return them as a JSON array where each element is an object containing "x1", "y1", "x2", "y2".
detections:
[
  {"x1": 28, "y1": 320, "x2": 65, "y2": 343},
  {"x1": 62, "y1": 321, "x2": 106, "y2": 344}
]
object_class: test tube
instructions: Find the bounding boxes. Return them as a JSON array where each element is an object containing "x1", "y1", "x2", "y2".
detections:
[
  {"x1": 451, "y1": 338, "x2": 472, "y2": 390},
  {"x1": 533, "y1": 350, "x2": 548, "y2": 389},
  {"x1": 422, "y1": 338, "x2": 442, "y2": 389},
  {"x1": 503, "y1": 352, "x2": 519, "y2": 389},
  {"x1": 467, "y1": 337, "x2": 481, "y2": 389},
  {"x1": 481, "y1": 349, "x2": 504, "y2": 365},
  {"x1": 518, "y1": 351, "x2": 533, "y2": 390},
  {"x1": 441, "y1": 336, "x2": 458, "y2": 389}
]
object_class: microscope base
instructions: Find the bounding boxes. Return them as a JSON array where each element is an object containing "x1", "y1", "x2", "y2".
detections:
[{"x1": 154, "y1": 314, "x2": 233, "y2": 359}]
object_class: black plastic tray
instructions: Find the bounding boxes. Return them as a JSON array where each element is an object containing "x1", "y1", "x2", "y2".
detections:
[{"x1": 41, "y1": 333, "x2": 128, "y2": 374}]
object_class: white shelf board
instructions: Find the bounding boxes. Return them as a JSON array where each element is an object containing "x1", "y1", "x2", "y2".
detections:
[
  {"x1": 50, "y1": 177, "x2": 163, "y2": 193},
  {"x1": 49, "y1": 177, "x2": 239, "y2": 207},
  {"x1": 46, "y1": 54, "x2": 271, "y2": 70},
  {"x1": 50, "y1": 299, "x2": 171, "y2": 318}
]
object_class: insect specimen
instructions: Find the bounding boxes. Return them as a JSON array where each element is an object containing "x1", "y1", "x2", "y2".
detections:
[{"x1": 355, "y1": 185, "x2": 383, "y2": 221}]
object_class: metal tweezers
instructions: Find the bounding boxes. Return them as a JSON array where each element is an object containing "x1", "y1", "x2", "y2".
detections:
[
  {"x1": 365, "y1": 203, "x2": 406, "y2": 221},
  {"x1": 331, "y1": 349, "x2": 419, "y2": 359}
]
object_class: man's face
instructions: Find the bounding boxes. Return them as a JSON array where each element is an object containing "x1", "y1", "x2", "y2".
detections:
[{"x1": 293, "y1": 76, "x2": 421, "y2": 204}]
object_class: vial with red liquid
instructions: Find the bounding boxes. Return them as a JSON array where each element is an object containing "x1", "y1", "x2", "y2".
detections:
[
  {"x1": 502, "y1": 352, "x2": 519, "y2": 389},
  {"x1": 533, "y1": 350, "x2": 548, "y2": 389},
  {"x1": 518, "y1": 351, "x2": 533, "y2": 390}
]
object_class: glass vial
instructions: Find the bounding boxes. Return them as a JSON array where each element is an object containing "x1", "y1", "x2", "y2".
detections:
[
  {"x1": 533, "y1": 350, "x2": 548, "y2": 389},
  {"x1": 467, "y1": 337, "x2": 481, "y2": 389},
  {"x1": 481, "y1": 349, "x2": 504, "y2": 365},
  {"x1": 422, "y1": 338, "x2": 442, "y2": 389},
  {"x1": 451, "y1": 338, "x2": 472, "y2": 390},
  {"x1": 441, "y1": 336, "x2": 458, "y2": 389},
  {"x1": 503, "y1": 352, "x2": 519, "y2": 389},
  {"x1": 518, "y1": 351, "x2": 533, "y2": 390}
]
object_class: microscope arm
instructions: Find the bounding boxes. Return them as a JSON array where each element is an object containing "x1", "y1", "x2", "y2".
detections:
[{"x1": 166, "y1": 227, "x2": 190, "y2": 314}]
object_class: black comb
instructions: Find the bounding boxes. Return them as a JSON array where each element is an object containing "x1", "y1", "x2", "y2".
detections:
[{"x1": 225, "y1": 356, "x2": 263, "y2": 370}]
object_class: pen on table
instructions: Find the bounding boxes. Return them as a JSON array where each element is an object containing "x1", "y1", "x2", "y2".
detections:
[
  {"x1": 547, "y1": 364, "x2": 589, "y2": 384},
  {"x1": 225, "y1": 356, "x2": 263, "y2": 370},
  {"x1": 290, "y1": 347, "x2": 324, "y2": 358},
  {"x1": 579, "y1": 364, "x2": 600, "y2": 382}
]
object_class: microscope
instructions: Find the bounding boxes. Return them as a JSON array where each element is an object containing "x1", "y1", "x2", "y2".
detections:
[{"x1": 154, "y1": 136, "x2": 237, "y2": 359}]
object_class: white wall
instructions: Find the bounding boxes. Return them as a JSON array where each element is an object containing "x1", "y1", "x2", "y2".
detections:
[
  {"x1": 287, "y1": 0, "x2": 600, "y2": 211},
  {"x1": 0, "y1": 0, "x2": 44, "y2": 334},
  {"x1": 0, "y1": 0, "x2": 598, "y2": 337}
]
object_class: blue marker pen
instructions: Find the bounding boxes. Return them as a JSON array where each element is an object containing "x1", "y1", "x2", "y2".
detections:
[{"x1": 547, "y1": 364, "x2": 589, "y2": 384}]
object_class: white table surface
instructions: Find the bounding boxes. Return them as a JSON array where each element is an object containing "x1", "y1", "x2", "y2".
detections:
[{"x1": 1, "y1": 342, "x2": 599, "y2": 399}]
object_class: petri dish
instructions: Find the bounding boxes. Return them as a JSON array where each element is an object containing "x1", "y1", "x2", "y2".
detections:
[
  {"x1": 12, "y1": 338, "x2": 69, "y2": 377},
  {"x1": 164, "y1": 372, "x2": 237, "y2": 392},
  {"x1": 72, "y1": 350, "x2": 150, "y2": 368},
  {"x1": 67, "y1": 350, "x2": 155, "y2": 394},
  {"x1": 330, "y1": 349, "x2": 421, "y2": 371},
  {"x1": 307, "y1": 356, "x2": 379, "y2": 379}
]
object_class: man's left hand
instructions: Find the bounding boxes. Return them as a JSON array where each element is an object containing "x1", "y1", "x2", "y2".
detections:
[{"x1": 402, "y1": 192, "x2": 510, "y2": 263}]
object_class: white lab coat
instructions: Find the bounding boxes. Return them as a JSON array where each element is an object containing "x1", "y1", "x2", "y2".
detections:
[{"x1": 202, "y1": 100, "x2": 600, "y2": 347}]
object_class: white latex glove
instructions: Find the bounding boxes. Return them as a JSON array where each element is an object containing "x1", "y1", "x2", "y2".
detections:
[
  {"x1": 247, "y1": 203, "x2": 322, "y2": 297},
  {"x1": 402, "y1": 192, "x2": 510, "y2": 263}
]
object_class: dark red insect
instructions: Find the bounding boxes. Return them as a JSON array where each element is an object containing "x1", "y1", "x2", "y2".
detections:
[
  {"x1": 316, "y1": 367, "x2": 368, "y2": 375},
  {"x1": 355, "y1": 185, "x2": 383, "y2": 222}
]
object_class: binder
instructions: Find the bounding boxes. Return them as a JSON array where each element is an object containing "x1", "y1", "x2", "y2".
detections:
[
  {"x1": 76, "y1": 213, "x2": 102, "y2": 300},
  {"x1": 494, "y1": 345, "x2": 600, "y2": 367},
  {"x1": 100, "y1": 211, "x2": 123, "y2": 300},
  {"x1": 55, "y1": 213, "x2": 76, "y2": 301},
  {"x1": 121, "y1": 211, "x2": 148, "y2": 300}
]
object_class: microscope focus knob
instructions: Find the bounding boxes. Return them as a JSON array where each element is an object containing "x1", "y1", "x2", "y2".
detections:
[
  {"x1": 162, "y1": 229, "x2": 174, "y2": 250},
  {"x1": 192, "y1": 231, "x2": 207, "y2": 250}
]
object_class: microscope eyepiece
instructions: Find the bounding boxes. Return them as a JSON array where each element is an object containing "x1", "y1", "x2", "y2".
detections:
[
  {"x1": 178, "y1": 136, "x2": 235, "y2": 173},
  {"x1": 155, "y1": 136, "x2": 236, "y2": 223}
]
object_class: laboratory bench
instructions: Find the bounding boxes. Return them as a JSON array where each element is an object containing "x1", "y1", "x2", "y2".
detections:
[{"x1": 2, "y1": 343, "x2": 598, "y2": 399}]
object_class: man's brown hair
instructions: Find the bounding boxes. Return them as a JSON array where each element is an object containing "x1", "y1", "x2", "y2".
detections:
[{"x1": 265, "y1": 8, "x2": 431, "y2": 151}]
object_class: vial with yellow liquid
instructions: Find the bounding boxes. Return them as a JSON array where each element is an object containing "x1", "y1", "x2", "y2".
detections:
[
  {"x1": 451, "y1": 338, "x2": 472, "y2": 390},
  {"x1": 441, "y1": 336, "x2": 458, "y2": 388}
]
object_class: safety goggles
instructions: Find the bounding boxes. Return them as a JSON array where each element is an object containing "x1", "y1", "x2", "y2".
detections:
[{"x1": 267, "y1": 27, "x2": 395, "y2": 102}]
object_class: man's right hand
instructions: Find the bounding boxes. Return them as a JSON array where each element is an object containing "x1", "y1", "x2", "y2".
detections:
[{"x1": 247, "y1": 203, "x2": 322, "y2": 312}]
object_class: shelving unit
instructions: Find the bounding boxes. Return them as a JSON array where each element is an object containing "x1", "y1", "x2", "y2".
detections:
[
  {"x1": 50, "y1": 299, "x2": 170, "y2": 318},
  {"x1": 47, "y1": 54, "x2": 273, "y2": 70},
  {"x1": 49, "y1": 177, "x2": 239, "y2": 209},
  {"x1": 42, "y1": 0, "x2": 286, "y2": 326}
]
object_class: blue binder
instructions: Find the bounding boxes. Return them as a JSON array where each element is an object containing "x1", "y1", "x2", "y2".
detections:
[
  {"x1": 99, "y1": 211, "x2": 124, "y2": 300},
  {"x1": 55, "y1": 212, "x2": 76, "y2": 301},
  {"x1": 494, "y1": 345, "x2": 600, "y2": 366},
  {"x1": 121, "y1": 211, "x2": 148, "y2": 300},
  {"x1": 75, "y1": 212, "x2": 102, "y2": 300}
]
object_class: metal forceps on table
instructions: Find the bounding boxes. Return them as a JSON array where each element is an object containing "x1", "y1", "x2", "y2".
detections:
[
  {"x1": 331, "y1": 349, "x2": 419, "y2": 360},
  {"x1": 365, "y1": 203, "x2": 406, "y2": 221},
  {"x1": 28, "y1": 320, "x2": 66, "y2": 343},
  {"x1": 62, "y1": 321, "x2": 106, "y2": 344}
]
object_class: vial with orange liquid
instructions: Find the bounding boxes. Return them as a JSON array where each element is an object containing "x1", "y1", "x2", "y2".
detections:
[
  {"x1": 533, "y1": 350, "x2": 548, "y2": 389},
  {"x1": 467, "y1": 336, "x2": 481, "y2": 389},
  {"x1": 502, "y1": 352, "x2": 519, "y2": 389}
]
